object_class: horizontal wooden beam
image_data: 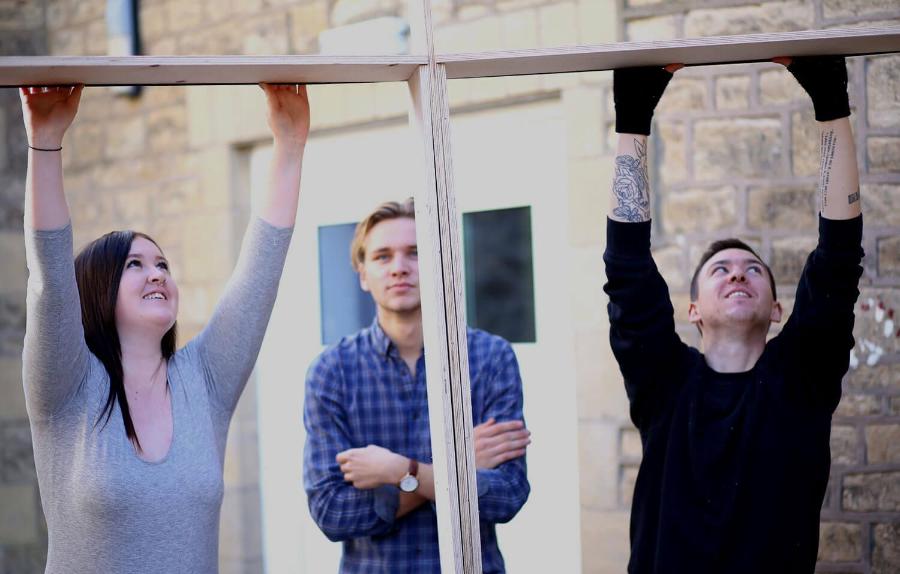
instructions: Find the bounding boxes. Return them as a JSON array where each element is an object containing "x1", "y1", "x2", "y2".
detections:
[
  {"x1": 0, "y1": 55, "x2": 427, "y2": 87},
  {"x1": 1, "y1": 27, "x2": 897, "y2": 87},
  {"x1": 439, "y1": 26, "x2": 900, "y2": 79}
]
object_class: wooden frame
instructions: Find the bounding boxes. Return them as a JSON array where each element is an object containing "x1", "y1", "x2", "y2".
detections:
[{"x1": 2, "y1": 4, "x2": 898, "y2": 572}]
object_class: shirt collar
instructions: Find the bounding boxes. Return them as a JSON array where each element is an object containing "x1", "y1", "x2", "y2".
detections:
[{"x1": 368, "y1": 316, "x2": 393, "y2": 357}]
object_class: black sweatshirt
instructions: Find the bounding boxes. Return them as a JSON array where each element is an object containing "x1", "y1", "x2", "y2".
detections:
[{"x1": 603, "y1": 216, "x2": 863, "y2": 574}]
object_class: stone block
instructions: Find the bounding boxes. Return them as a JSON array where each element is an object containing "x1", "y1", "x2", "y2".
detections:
[
  {"x1": 0, "y1": 357, "x2": 26, "y2": 421},
  {"x1": 578, "y1": 421, "x2": 619, "y2": 509},
  {"x1": 579, "y1": 508, "x2": 630, "y2": 574},
  {"x1": 242, "y1": 12, "x2": 291, "y2": 55},
  {"x1": 143, "y1": 86, "x2": 184, "y2": 109},
  {"x1": 0, "y1": 421, "x2": 35, "y2": 483},
  {"x1": 105, "y1": 115, "x2": 146, "y2": 160},
  {"x1": 620, "y1": 464, "x2": 638, "y2": 507},
  {"x1": 0, "y1": 292, "x2": 26, "y2": 333},
  {"x1": 567, "y1": 156, "x2": 609, "y2": 246},
  {"x1": 770, "y1": 236, "x2": 817, "y2": 288},
  {"x1": 657, "y1": 120, "x2": 687, "y2": 186},
  {"x1": 879, "y1": 236, "x2": 900, "y2": 277},
  {"x1": 139, "y1": 2, "x2": 169, "y2": 42},
  {"x1": 847, "y1": 361, "x2": 900, "y2": 391},
  {"x1": 539, "y1": 1, "x2": 577, "y2": 48},
  {"x1": 499, "y1": 8, "x2": 538, "y2": 50},
  {"x1": 46, "y1": 0, "x2": 70, "y2": 30},
  {"x1": 694, "y1": 118, "x2": 783, "y2": 181},
  {"x1": 817, "y1": 521, "x2": 862, "y2": 562},
  {"x1": 716, "y1": 75, "x2": 750, "y2": 111},
  {"x1": 49, "y1": 26, "x2": 85, "y2": 55},
  {"x1": 684, "y1": 2, "x2": 812, "y2": 37},
  {"x1": 789, "y1": 111, "x2": 820, "y2": 179},
  {"x1": 661, "y1": 187, "x2": 738, "y2": 235},
  {"x1": 830, "y1": 425, "x2": 858, "y2": 466},
  {"x1": 145, "y1": 36, "x2": 178, "y2": 56},
  {"x1": 862, "y1": 184, "x2": 900, "y2": 227},
  {"x1": 0, "y1": 484, "x2": 37, "y2": 544},
  {"x1": 146, "y1": 106, "x2": 189, "y2": 154},
  {"x1": 85, "y1": 18, "x2": 106, "y2": 55},
  {"x1": 578, "y1": 0, "x2": 615, "y2": 45},
  {"x1": 70, "y1": 0, "x2": 103, "y2": 25},
  {"x1": 835, "y1": 393, "x2": 882, "y2": 417},
  {"x1": 747, "y1": 186, "x2": 816, "y2": 232},
  {"x1": 626, "y1": 15, "x2": 679, "y2": 42},
  {"x1": 842, "y1": 471, "x2": 900, "y2": 511},
  {"x1": 867, "y1": 55, "x2": 900, "y2": 129},
  {"x1": 0, "y1": 0, "x2": 44, "y2": 30},
  {"x1": 866, "y1": 424, "x2": 900, "y2": 464},
  {"x1": 289, "y1": 3, "x2": 330, "y2": 51},
  {"x1": 0, "y1": 231, "x2": 25, "y2": 297},
  {"x1": 653, "y1": 244, "x2": 689, "y2": 291},
  {"x1": 657, "y1": 77, "x2": 707, "y2": 113},
  {"x1": 568, "y1": 248, "x2": 606, "y2": 334},
  {"x1": 69, "y1": 121, "x2": 105, "y2": 166},
  {"x1": 620, "y1": 426, "x2": 642, "y2": 461},
  {"x1": 873, "y1": 522, "x2": 900, "y2": 574},
  {"x1": 824, "y1": 0, "x2": 900, "y2": 19},
  {"x1": 0, "y1": 30, "x2": 42, "y2": 55},
  {"x1": 573, "y1": 327, "x2": 629, "y2": 422},
  {"x1": 759, "y1": 67, "x2": 807, "y2": 106},
  {"x1": 563, "y1": 86, "x2": 605, "y2": 159},
  {"x1": 0, "y1": 542, "x2": 47, "y2": 573},
  {"x1": 167, "y1": 1, "x2": 210, "y2": 34},
  {"x1": 868, "y1": 137, "x2": 900, "y2": 175}
]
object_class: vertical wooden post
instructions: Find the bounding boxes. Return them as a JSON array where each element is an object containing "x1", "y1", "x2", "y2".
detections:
[{"x1": 407, "y1": 2, "x2": 482, "y2": 573}]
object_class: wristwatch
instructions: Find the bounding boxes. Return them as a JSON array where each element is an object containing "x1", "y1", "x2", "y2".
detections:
[{"x1": 399, "y1": 458, "x2": 419, "y2": 493}]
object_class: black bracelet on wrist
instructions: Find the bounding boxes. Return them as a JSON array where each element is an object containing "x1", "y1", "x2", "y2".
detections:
[{"x1": 28, "y1": 144, "x2": 62, "y2": 152}]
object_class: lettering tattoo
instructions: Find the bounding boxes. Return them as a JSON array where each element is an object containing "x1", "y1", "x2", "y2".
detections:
[
  {"x1": 848, "y1": 189, "x2": 860, "y2": 204},
  {"x1": 819, "y1": 129, "x2": 836, "y2": 209},
  {"x1": 613, "y1": 138, "x2": 650, "y2": 222}
]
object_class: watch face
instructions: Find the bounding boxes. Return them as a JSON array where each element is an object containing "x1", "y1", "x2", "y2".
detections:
[{"x1": 399, "y1": 474, "x2": 419, "y2": 493}]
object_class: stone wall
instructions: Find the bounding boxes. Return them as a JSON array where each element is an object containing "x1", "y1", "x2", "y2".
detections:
[
  {"x1": 620, "y1": 1, "x2": 900, "y2": 572},
  {"x1": 0, "y1": 0, "x2": 897, "y2": 573},
  {"x1": 0, "y1": 2, "x2": 48, "y2": 572}
]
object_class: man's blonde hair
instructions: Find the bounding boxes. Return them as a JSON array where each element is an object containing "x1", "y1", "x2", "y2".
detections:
[{"x1": 350, "y1": 198, "x2": 416, "y2": 271}]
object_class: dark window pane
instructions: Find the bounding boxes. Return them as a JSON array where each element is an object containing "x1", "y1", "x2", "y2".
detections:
[
  {"x1": 463, "y1": 207, "x2": 536, "y2": 343},
  {"x1": 318, "y1": 223, "x2": 375, "y2": 345}
]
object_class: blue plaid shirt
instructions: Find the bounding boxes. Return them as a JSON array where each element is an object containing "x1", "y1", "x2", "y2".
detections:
[{"x1": 303, "y1": 318, "x2": 530, "y2": 573}]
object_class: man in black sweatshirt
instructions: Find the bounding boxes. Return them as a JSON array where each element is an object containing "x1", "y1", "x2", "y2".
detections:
[{"x1": 603, "y1": 57, "x2": 863, "y2": 573}]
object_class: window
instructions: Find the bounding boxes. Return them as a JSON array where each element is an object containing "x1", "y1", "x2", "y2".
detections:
[{"x1": 463, "y1": 206, "x2": 536, "y2": 343}]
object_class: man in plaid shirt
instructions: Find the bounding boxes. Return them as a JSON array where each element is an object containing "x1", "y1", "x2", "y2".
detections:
[{"x1": 303, "y1": 198, "x2": 531, "y2": 573}]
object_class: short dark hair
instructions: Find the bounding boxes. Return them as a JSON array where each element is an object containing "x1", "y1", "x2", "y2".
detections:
[
  {"x1": 350, "y1": 198, "x2": 415, "y2": 271},
  {"x1": 689, "y1": 238, "x2": 777, "y2": 301},
  {"x1": 75, "y1": 230, "x2": 177, "y2": 452}
]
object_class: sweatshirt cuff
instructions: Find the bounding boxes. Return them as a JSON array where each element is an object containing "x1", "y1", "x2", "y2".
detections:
[
  {"x1": 606, "y1": 218, "x2": 652, "y2": 257},
  {"x1": 818, "y1": 214, "x2": 862, "y2": 251},
  {"x1": 372, "y1": 484, "x2": 400, "y2": 524}
]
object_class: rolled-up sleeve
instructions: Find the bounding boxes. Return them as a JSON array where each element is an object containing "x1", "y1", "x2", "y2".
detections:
[
  {"x1": 474, "y1": 339, "x2": 530, "y2": 524},
  {"x1": 303, "y1": 352, "x2": 398, "y2": 541}
]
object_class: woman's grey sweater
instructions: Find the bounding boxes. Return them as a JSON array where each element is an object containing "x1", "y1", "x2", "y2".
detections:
[{"x1": 22, "y1": 217, "x2": 292, "y2": 574}]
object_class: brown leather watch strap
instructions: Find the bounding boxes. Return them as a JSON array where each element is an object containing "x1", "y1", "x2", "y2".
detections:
[{"x1": 408, "y1": 458, "x2": 419, "y2": 477}]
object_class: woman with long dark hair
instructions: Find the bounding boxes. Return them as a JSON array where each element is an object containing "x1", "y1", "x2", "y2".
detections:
[{"x1": 20, "y1": 83, "x2": 309, "y2": 573}]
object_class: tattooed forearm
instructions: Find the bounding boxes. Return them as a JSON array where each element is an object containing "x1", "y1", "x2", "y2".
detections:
[
  {"x1": 848, "y1": 189, "x2": 860, "y2": 204},
  {"x1": 613, "y1": 138, "x2": 650, "y2": 222},
  {"x1": 819, "y1": 129, "x2": 836, "y2": 209}
]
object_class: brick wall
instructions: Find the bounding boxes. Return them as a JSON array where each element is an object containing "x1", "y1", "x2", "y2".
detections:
[
  {"x1": 621, "y1": 1, "x2": 900, "y2": 572},
  {"x1": 0, "y1": 1, "x2": 48, "y2": 572}
]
